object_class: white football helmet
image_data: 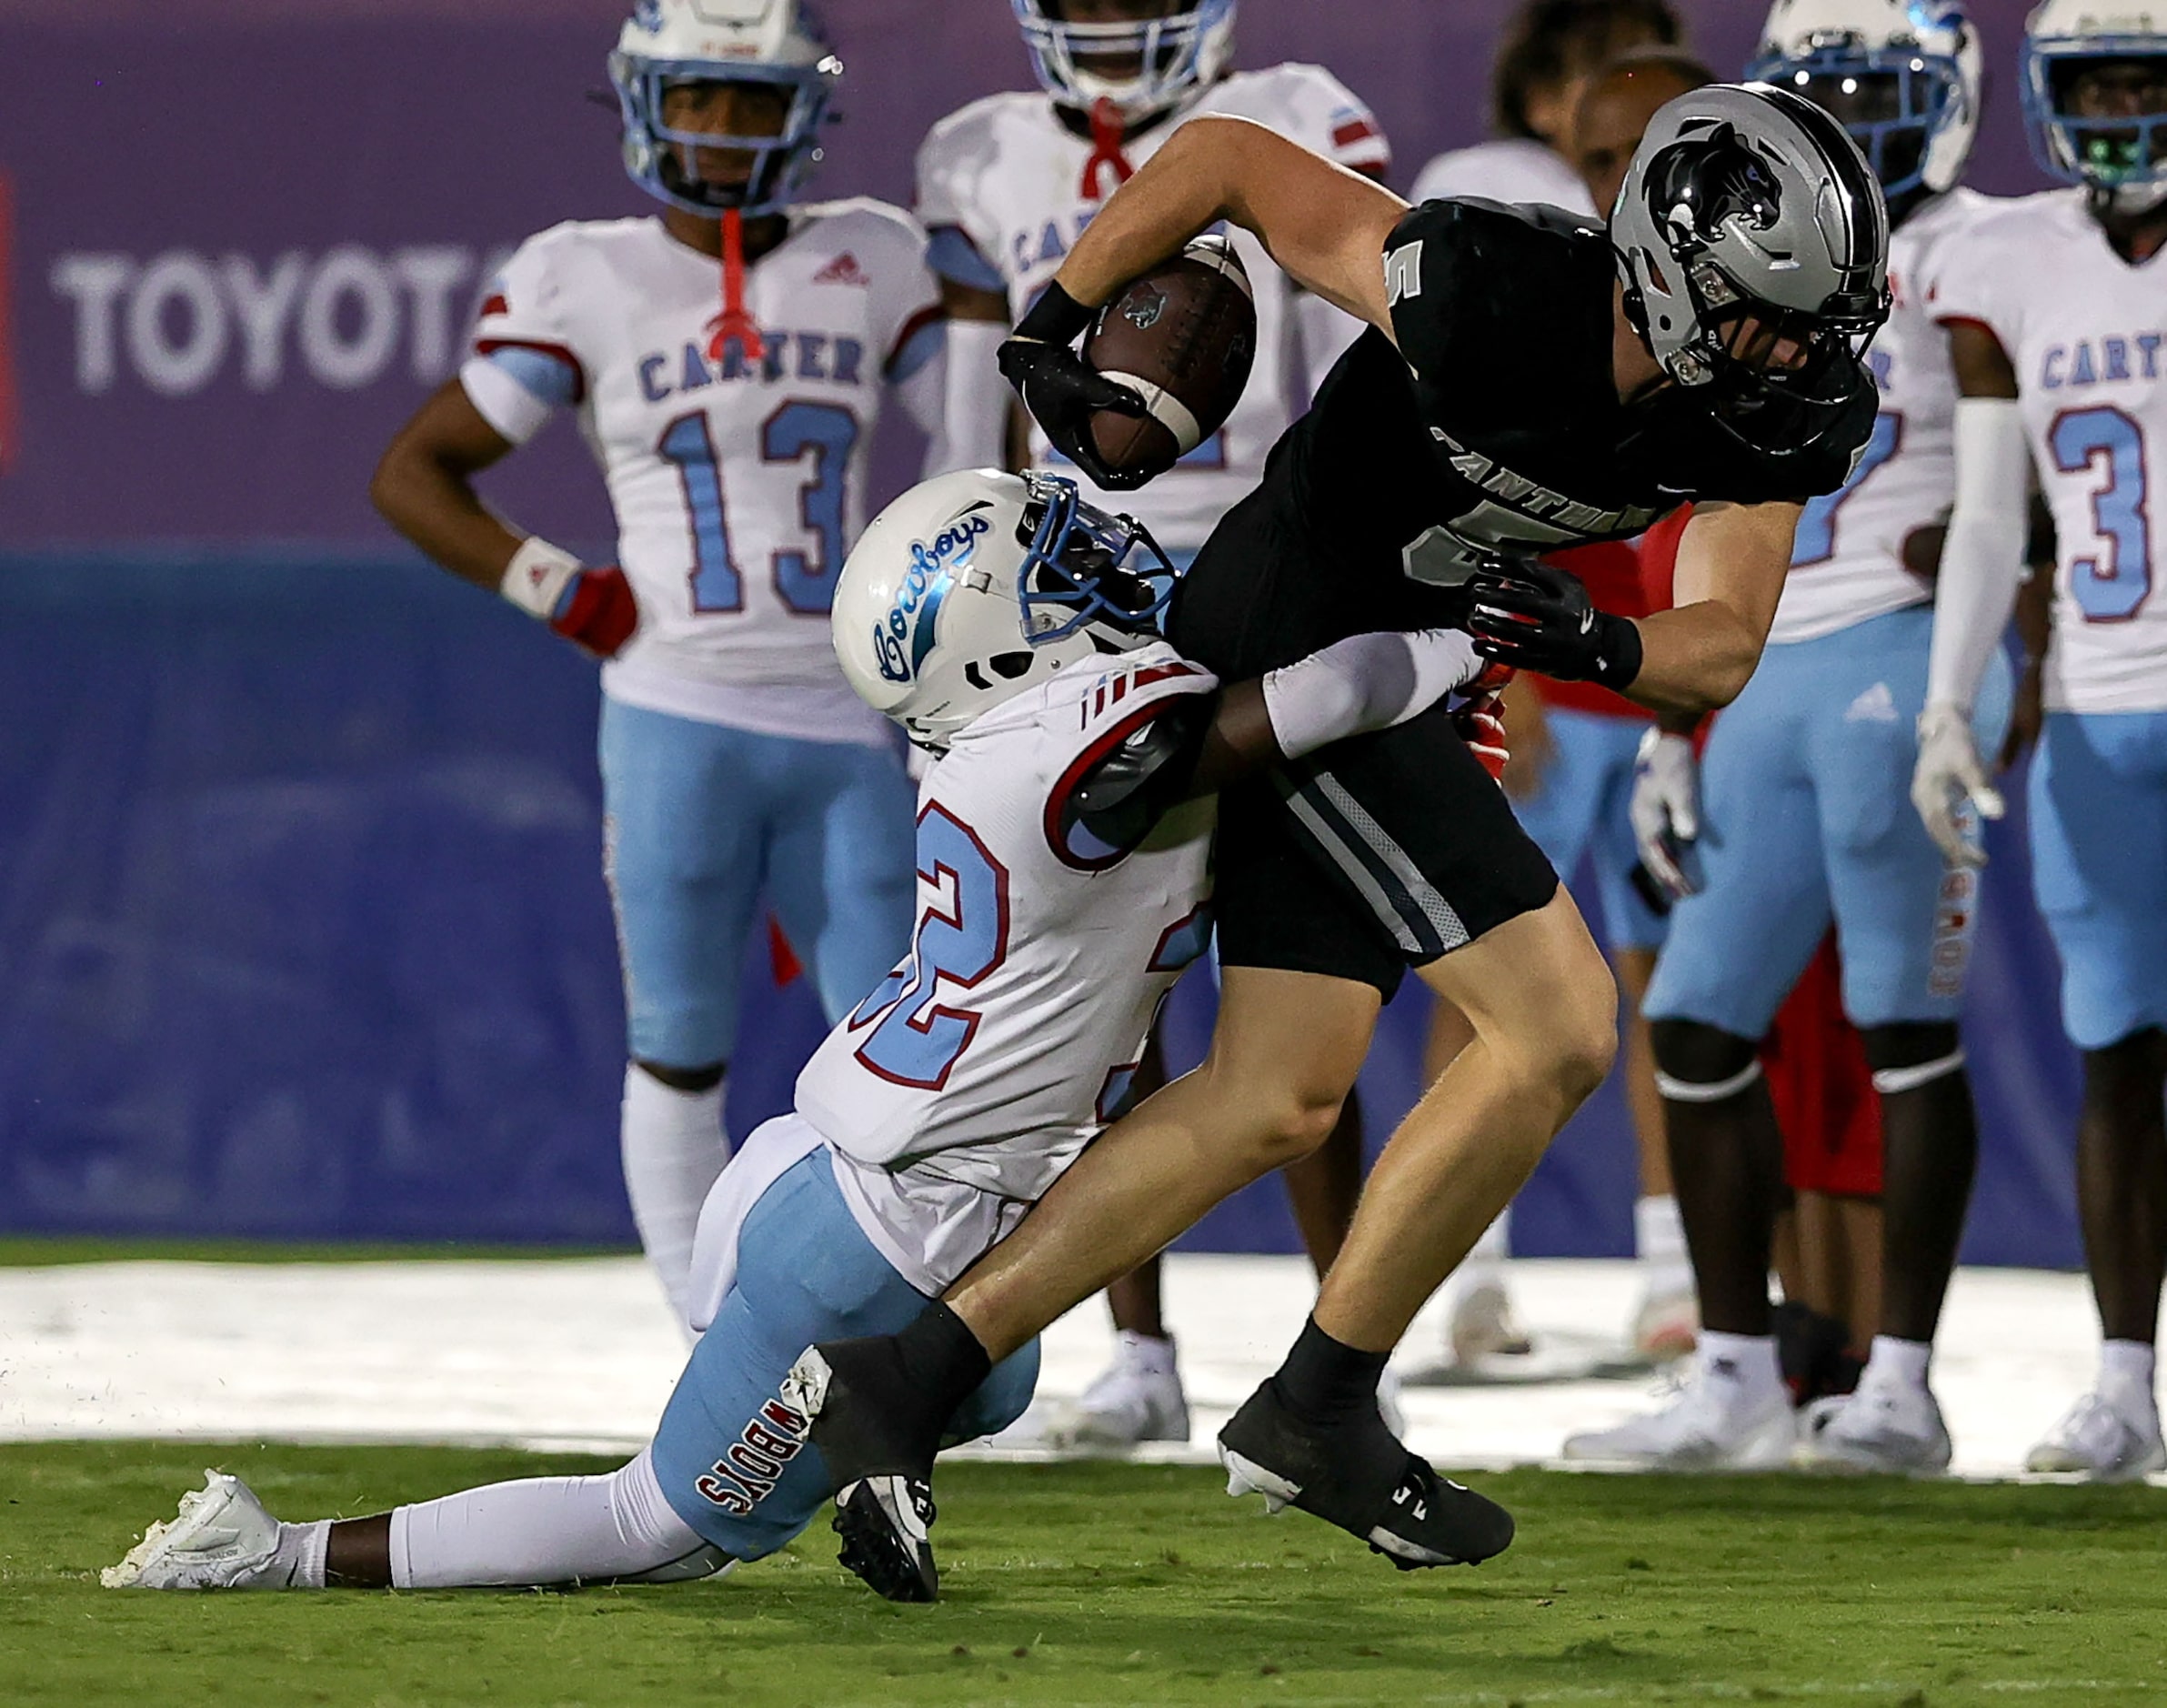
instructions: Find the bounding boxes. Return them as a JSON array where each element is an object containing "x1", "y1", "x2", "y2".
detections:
[
  {"x1": 610, "y1": 0, "x2": 843, "y2": 218},
  {"x1": 832, "y1": 471, "x2": 1178, "y2": 752},
  {"x1": 1750, "y1": 1, "x2": 1982, "y2": 218},
  {"x1": 2023, "y1": 0, "x2": 2167, "y2": 214},
  {"x1": 1011, "y1": 0, "x2": 1236, "y2": 119}
]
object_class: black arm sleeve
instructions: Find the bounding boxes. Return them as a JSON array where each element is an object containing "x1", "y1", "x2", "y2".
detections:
[{"x1": 1063, "y1": 693, "x2": 1219, "y2": 857}]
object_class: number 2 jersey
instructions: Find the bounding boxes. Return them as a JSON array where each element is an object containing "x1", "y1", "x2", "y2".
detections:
[
  {"x1": 462, "y1": 203, "x2": 942, "y2": 738},
  {"x1": 1769, "y1": 188, "x2": 1992, "y2": 646},
  {"x1": 1932, "y1": 189, "x2": 2167, "y2": 714},
  {"x1": 915, "y1": 65, "x2": 1389, "y2": 550},
  {"x1": 795, "y1": 643, "x2": 1218, "y2": 1292}
]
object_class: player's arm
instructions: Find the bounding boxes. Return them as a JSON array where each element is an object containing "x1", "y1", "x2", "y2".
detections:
[
  {"x1": 1465, "y1": 501, "x2": 1798, "y2": 717},
  {"x1": 930, "y1": 276, "x2": 1018, "y2": 474},
  {"x1": 1063, "y1": 629, "x2": 1481, "y2": 853},
  {"x1": 996, "y1": 117, "x2": 1408, "y2": 488},
  {"x1": 1908, "y1": 320, "x2": 2032, "y2": 864},
  {"x1": 371, "y1": 379, "x2": 637, "y2": 660}
]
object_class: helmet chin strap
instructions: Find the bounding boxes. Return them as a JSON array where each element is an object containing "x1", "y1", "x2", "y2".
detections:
[
  {"x1": 1080, "y1": 96, "x2": 1137, "y2": 200},
  {"x1": 707, "y1": 207, "x2": 767, "y2": 366}
]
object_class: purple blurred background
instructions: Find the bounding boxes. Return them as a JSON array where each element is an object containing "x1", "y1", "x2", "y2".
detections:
[{"x1": 0, "y1": 1, "x2": 2082, "y2": 1257}]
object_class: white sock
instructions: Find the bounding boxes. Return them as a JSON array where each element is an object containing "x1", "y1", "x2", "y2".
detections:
[
  {"x1": 389, "y1": 1449, "x2": 727, "y2": 1590},
  {"x1": 1633, "y1": 1194, "x2": 1690, "y2": 1285},
  {"x1": 1114, "y1": 1329, "x2": 1177, "y2": 1376},
  {"x1": 2099, "y1": 1340, "x2": 2158, "y2": 1411},
  {"x1": 1860, "y1": 1334, "x2": 1932, "y2": 1396},
  {"x1": 263, "y1": 1520, "x2": 329, "y2": 1590},
  {"x1": 1698, "y1": 1331, "x2": 1782, "y2": 1405},
  {"x1": 619, "y1": 1064, "x2": 727, "y2": 1330}
]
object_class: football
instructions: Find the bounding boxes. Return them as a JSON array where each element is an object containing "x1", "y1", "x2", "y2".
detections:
[{"x1": 1081, "y1": 233, "x2": 1258, "y2": 483}]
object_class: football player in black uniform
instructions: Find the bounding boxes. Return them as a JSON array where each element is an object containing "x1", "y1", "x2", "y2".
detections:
[{"x1": 790, "y1": 82, "x2": 1889, "y2": 1601}]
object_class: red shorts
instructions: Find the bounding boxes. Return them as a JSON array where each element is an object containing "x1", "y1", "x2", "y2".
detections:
[{"x1": 1760, "y1": 935, "x2": 1883, "y2": 1198}]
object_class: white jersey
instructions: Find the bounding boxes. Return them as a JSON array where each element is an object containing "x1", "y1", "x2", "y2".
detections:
[
  {"x1": 1409, "y1": 137, "x2": 1596, "y2": 216},
  {"x1": 917, "y1": 65, "x2": 1389, "y2": 551},
  {"x1": 796, "y1": 643, "x2": 1218, "y2": 1291},
  {"x1": 1934, "y1": 190, "x2": 2167, "y2": 714},
  {"x1": 1770, "y1": 189, "x2": 1993, "y2": 646},
  {"x1": 466, "y1": 204, "x2": 942, "y2": 740}
]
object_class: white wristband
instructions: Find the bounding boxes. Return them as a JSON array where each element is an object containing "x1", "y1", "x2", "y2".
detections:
[{"x1": 500, "y1": 536, "x2": 582, "y2": 620}]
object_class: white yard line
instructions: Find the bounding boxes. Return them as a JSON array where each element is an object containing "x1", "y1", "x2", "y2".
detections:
[{"x1": 0, "y1": 1255, "x2": 2126, "y2": 1480}]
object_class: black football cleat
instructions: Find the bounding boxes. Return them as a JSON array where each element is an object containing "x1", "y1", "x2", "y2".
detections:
[
  {"x1": 1217, "y1": 1380, "x2": 1515, "y2": 1571},
  {"x1": 783, "y1": 1340, "x2": 948, "y2": 1603}
]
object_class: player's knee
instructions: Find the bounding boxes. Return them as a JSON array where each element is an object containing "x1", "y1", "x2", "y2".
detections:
[
  {"x1": 1198, "y1": 1055, "x2": 1349, "y2": 1170},
  {"x1": 1650, "y1": 1019, "x2": 1761, "y2": 1105},
  {"x1": 1860, "y1": 1022, "x2": 1966, "y2": 1095},
  {"x1": 635, "y1": 1058, "x2": 727, "y2": 1094}
]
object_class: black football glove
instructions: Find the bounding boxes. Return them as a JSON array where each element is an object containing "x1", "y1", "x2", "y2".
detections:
[
  {"x1": 996, "y1": 282, "x2": 1149, "y2": 491},
  {"x1": 1467, "y1": 558, "x2": 1644, "y2": 688}
]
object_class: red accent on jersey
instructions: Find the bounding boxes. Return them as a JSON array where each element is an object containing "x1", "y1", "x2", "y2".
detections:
[
  {"x1": 813, "y1": 251, "x2": 871, "y2": 286},
  {"x1": 1528, "y1": 538, "x2": 1659, "y2": 720},
  {"x1": 1044, "y1": 698, "x2": 1184, "y2": 871},
  {"x1": 1080, "y1": 96, "x2": 1136, "y2": 200},
  {"x1": 1332, "y1": 117, "x2": 1378, "y2": 148},
  {"x1": 1761, "y1": 934, "x2": 1883, "y2": 1199},
  {"x1": 478, "y1": 292, "x2": 509, "y2": 319}
]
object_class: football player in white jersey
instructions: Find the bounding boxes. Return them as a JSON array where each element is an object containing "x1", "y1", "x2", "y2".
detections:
[
  {"x1": 370, "y1": 0, "x2": 953, "y2": 1331},
  {"x1": 102, "y1": 472, "x2": 1501, "y2": 1598},
  {"x1": 911, "y1": 0, "x2": 1393, "y2": 1444},
  {"x1": 1569, "y1": 0, "x2": 2008, "y2": 1477},
  {"x1": 1912, "y1": 0, "x2": 2167, "y2": 1481}
]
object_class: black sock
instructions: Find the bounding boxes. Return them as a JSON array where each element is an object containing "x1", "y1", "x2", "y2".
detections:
[
  {"x1": 1269, "y1": 1316, "x2": 1389, "y2": 1432},
  {"x1": 893, "y1": 1301, "x2": 995, "y2": 1423}
]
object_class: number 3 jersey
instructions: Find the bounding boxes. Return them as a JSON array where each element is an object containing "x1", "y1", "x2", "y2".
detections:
[
  {"x1": 1768, "y1": 188, "x2": 1991, "y2": 646},
  {"x1": 1933, "y1": 189, "x2": 2167, "y2": 715},
  {"x1": 463, "y1": 204, "x2": 942, "y2": 736},
  {"x1": 794, "y1": 643, "x2": 1218, "y2": 1292}
]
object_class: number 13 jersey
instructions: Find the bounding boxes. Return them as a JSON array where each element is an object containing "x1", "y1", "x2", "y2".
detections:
[
  {"x1": 466, "y1": 203, "x2": 941, "y2": 735},
  {"x1": 794, "y1": 644, "x2": 1218, "y2": 1287}
]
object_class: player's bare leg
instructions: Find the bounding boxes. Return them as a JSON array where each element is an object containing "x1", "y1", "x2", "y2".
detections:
[
  {"x1": 1422, "y1": 998, "x2": 1532, "y2": 1362},
  {"x1": 1218, "y1": 889, "x2": 1612, "y2": 1568},
  {"x1": 2030, "y1": 1030, "x2": 2167, "y2": 1479}
]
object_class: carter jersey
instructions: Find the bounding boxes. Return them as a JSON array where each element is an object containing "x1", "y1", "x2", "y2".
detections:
[
  {"x1": 916, "y1": 65, "x2": 1389, "y2": 550},
  {"x1": 1770, "y1": 190, "x2": 1992, "y2": 646},
  {"x1": 1934, "y1": 190, "x2": 2167, "y2": 714},
  {"x1": 795, "y1": 644, "x2": 1218, "y2": 1288},
  {"x1": 467, "y1": 204, "x2": 941, "y2": 733}
]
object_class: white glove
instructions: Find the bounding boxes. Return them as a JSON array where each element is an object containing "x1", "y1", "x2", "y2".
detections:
[
  {"x1": 1630, "y1": 726, "x2": 1701, "y2": 899},
  {"x1": 1911, "y1": 700, "x2": 2002, "y2": 869}
]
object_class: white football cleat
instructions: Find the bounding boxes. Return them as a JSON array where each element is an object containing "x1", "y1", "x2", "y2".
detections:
[
  {"x1": 1795, "y1": 1381, "x2": 1952, "y2": 1476},
  {"x1": 1060, "y1": 1331, "x2": 1190, "y2": 1448},
  {"x1": 1443, "y1": 1274, "x2": 1532, "y2": 1364},
  {"x1": 104, "y1": 1471, "x2": 285, "y2": 1590},
  {"x1": 2025, "y1": 1392, "x2": 2167, "y2": 1482},
  {"x1": 1562, "y1": 1361, "x2": 1795, "y2": 1471},
  {"x1": 1630, "y1": 1274, "x2": 1699, "y2": 1363}
]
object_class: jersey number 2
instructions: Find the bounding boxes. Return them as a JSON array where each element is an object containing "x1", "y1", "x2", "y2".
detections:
[
  {"x1": 851, "y1": 806, "x2": 1010, "y2": 1090},
  {"x1": 656, "y1": 400, "x2": 861, "y2": 615},
  {"x1": 2052, "y1": 406, "x2": 2153, "y2": 623},
  {"x1": 1791, "y1": 411, "x2": 1901, "y2": 568}
]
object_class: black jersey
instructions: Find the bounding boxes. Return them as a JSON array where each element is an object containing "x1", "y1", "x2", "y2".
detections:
[{"x1": 1177, "y1": 198, "x2": 1877, "y2": 677}]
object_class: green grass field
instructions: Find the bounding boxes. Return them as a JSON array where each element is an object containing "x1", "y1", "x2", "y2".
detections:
[{"x1": 6, "y1": 1442, "x2": 2166, "y2": 1705}]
